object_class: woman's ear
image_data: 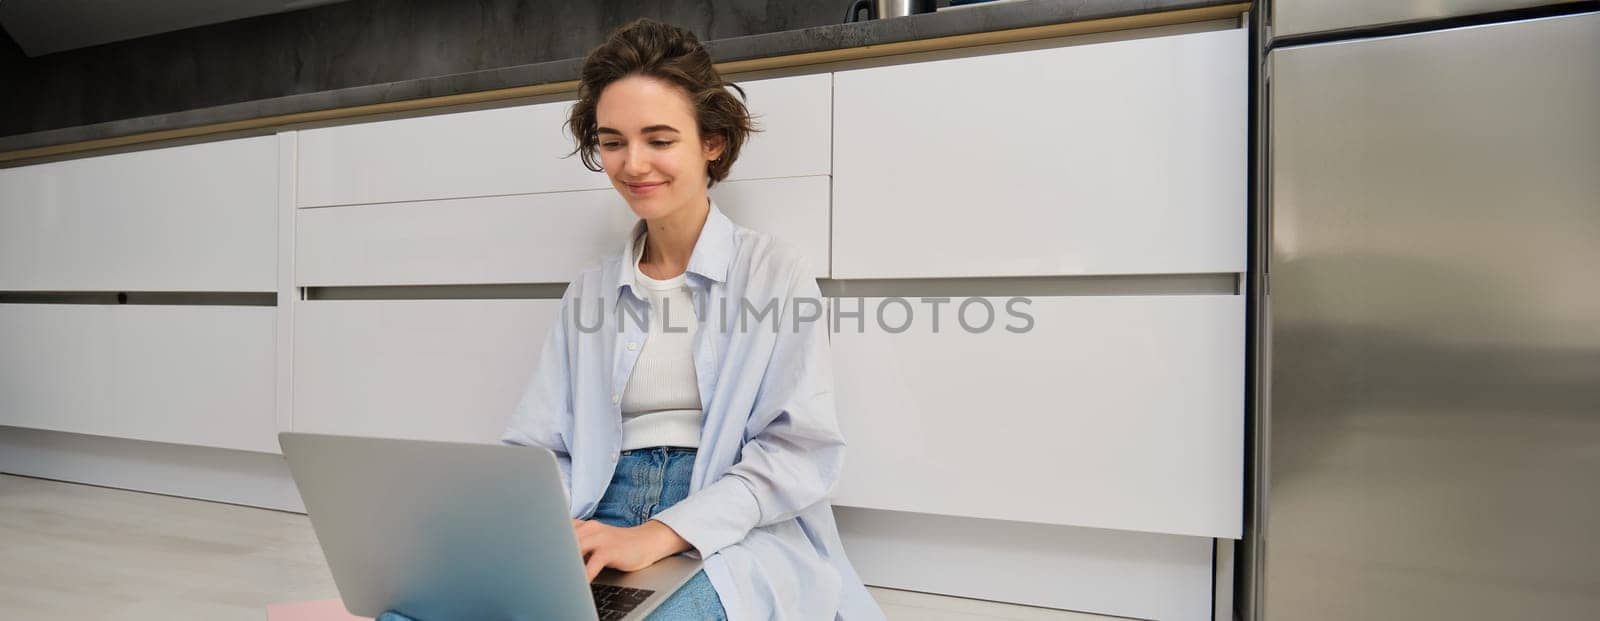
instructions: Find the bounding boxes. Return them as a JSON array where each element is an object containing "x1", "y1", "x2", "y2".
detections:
[{"x1": 703, "y1": 134, "x2": 727, "y2": 162}]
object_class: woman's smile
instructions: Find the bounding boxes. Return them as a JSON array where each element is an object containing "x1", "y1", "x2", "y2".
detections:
[{"x1": 626, "y1": 181, "x2": 667, "y2": 196}]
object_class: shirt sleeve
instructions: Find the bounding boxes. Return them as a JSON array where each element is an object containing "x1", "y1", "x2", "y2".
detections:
[
  {"x1": 652, "y1": 267, "x2": 846, "y2": 559},
  {"x1": 501, "y1": 282, "x2": 578, "y2": 507}
]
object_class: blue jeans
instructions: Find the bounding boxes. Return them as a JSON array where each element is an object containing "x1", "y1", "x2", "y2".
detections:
[{"x1": 377, "y1": 446, "x2": 725, "y2": 621}]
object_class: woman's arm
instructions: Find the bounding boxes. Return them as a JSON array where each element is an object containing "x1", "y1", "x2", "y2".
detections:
[{"x1": 651, "y1": 267, "x2": 846, "y2": 559}]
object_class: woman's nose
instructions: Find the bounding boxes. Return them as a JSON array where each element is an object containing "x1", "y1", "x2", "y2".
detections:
[{"x1": 623, "y1": 145, "x2": 651, "y2": 176}]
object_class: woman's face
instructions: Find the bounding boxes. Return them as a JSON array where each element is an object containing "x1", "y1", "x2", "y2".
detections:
[{"x1": 595, "y1": 75, "x2": 725, "y2": 222}]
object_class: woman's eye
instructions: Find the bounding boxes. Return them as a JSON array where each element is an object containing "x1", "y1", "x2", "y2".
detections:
[
  {"x1": 600, "y1": 142, "x2": 621, "y2": 149},
  {"x1": 651, "y1": 140, "x2": 674, "y2": 147}
]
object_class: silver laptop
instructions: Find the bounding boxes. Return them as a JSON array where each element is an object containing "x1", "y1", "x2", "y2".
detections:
[{"x1": 279, "y1": 432, "x2": 703, "y2": 621}]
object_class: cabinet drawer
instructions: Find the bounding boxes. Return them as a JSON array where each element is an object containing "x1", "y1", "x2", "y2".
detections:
[
  {"x1": 0, "y1": 136, "x2": 278, "y2": 291},
  {"x1": 296, "y1": 100, "x2": 596, "y2": 208},
  {"x1": 830, "y1": 294, "x2": 1243, "y2": 538},
  {"x1": 713, "y1": 175, "x2": 831, "y2": 278},
  {"x1": 296, "y1": 190, "x2": 632, "y2": 286},
  {"x1": 0, "y1": 304, "x2": 278, "y2": 453},
  {"x1": 293, "y1": 300, "x2": 558, "y2": 443},
  {"x1": 296, "y1": 175, "x2": 831, "y2": 286},
  {"x1": 832, "y1": 28, "x2": 1246, "y2": 279},
  {"x1": 719, "y1": 72, "x2": 831, "y2": 181},
  {"x1": 296, "y1": 74, "x2": 830, "y2": 208}
]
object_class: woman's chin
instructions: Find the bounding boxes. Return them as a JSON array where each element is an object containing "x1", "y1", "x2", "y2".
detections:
[
  {"x1": 624, "y1": 203, "x2": 660, "y2": 221},
  {"x1": 623, "y1": 196, "x2": 674, "y2": 220}
]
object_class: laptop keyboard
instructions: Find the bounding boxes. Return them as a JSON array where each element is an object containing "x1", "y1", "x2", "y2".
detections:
[{"x1": 591, "y1": 583, "x2": 655, "y2": 620}]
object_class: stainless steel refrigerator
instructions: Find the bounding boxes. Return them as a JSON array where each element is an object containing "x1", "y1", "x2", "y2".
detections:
[{"x1": 1245, "y1": 1, "x2": 1600, "y2": 619}]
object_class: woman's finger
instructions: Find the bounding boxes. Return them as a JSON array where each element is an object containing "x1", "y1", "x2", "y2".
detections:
[
  {"x1": 576, "y1": 528, "x2": 599, "y2": 555},
  {"x1": 584, "y1": 551, "x2": 607, "y2": 582}
]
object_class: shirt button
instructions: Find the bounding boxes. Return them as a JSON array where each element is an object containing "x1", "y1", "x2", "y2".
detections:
[
  {"x1": 611, "y1": 393, "x2": 621, "y2": 404},
  {"x1": 627, "y1": 342, "x2": 638, "y2": 351}
]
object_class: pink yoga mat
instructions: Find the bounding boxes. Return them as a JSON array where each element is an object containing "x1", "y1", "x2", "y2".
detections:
[{"x1": 265, "y1": 599, "x2": 370, "y2": 621}]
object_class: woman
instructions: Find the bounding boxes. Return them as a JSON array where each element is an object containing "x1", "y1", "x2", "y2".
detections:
[{"x1": 381, "y1": 18, "x2": 883, "y2": 621}]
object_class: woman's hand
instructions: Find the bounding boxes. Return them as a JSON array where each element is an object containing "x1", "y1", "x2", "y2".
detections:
[{"x1": 572, "y1": 518, "x2": 693, "y2": 582}]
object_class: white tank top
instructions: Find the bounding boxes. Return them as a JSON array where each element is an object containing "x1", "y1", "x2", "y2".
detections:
[{"x1": 619, "y1": 233, "x2": 705, "y2": 450}]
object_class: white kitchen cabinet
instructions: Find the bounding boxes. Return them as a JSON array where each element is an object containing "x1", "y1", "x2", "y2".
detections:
[
  {"x1": 296, "y1": 74, "x2": 830, "y2": 208},
  {"x1": 296, "y1": 100, "x2": 596, "y2": 208},
  {"x1": 296, "y1": 189, "x2": 633, "y2": 286},
  {"x1": 830, "y1": 294, "x2": 1244, "y2": 539},
  {"x1": 292, "y1": 299, "x2": 558, "y2": 443},
  {"x1": 832, "y1": 28, "x2": 1246, "y2": 279},
  {"x1": 837, "y1": 507, "x2": 1216, "y2": 621},
  {"x1": 295, "y1": 175, "x2": 830, "y2": 286},
  {"x1": 711, "y1": 175, "x2": 832, "y2": 277},
  {"x1": 0, "y1": 304, "x2": 279, "y2": 453},
  {"x1": 0, "y1": 136, "x2": 278, "y2": 291},
  {"x1": 716, "y1": 72, "x2": 831, "y2": 181}
]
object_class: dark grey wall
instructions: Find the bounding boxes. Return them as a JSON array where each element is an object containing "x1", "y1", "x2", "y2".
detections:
[{"x1": 0, "y1": 0, "x2": 848, "y2": 138}]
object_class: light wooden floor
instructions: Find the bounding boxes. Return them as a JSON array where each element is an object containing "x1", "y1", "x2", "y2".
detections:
[{"x1": 0, "y1": 474, "x2": 1119, "y2": 620}]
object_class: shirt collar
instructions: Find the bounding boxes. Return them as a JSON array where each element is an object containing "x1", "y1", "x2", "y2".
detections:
[{"x1": 617, "y1": 198, "x2": 735, "y2": 298}]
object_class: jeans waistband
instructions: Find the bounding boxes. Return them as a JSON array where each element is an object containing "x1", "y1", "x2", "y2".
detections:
[{"x1": 619, "y1": 445, "x2": 698, "y2": 456}]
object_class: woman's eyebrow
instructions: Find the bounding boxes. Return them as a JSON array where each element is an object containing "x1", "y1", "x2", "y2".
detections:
[{"x1": 596, "y1": 125, "x2": 679, "y2": 135}]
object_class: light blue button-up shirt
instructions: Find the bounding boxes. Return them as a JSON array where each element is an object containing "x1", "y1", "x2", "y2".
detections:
[{"x1": 502, "y1": 201, "x2": 885, "y2": 620}]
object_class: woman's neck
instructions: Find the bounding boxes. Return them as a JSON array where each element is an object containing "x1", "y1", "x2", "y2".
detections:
[{"x1": 639, "y1": 195, "x2": 710, "y2": 279}]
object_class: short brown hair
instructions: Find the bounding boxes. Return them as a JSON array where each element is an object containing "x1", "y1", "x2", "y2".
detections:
[{"x1": 567, "y1": 18, "x2": 758, "y2": 187}]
